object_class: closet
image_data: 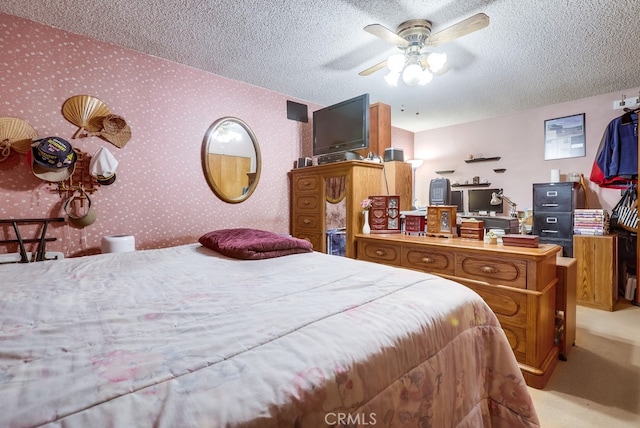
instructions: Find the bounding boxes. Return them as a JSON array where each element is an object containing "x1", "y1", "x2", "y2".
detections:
[{"x1": 591, "y1": 105, "x2": 638, "y2": 305}]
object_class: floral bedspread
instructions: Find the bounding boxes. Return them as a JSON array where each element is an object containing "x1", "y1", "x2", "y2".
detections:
[{"x1": 0, "y1": 244, "x2": 539, "y2": 427}]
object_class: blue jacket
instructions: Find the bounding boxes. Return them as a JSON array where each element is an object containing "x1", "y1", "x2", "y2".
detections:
[{"x1": 590, "y1": 112, "x2": 638, "y2": 188}]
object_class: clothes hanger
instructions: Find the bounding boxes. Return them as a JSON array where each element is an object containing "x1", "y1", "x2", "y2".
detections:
[{"x1": 621, "y1": 106, "x2": 639, "y2": 124}]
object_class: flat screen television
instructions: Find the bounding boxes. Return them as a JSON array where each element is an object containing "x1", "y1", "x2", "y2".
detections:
[
  {"x1": 468, "y1": 188, "x2": 503, "y2": 214},
  {"x1": 313, "y1": 93, "x2": 370, "y2": 160}
]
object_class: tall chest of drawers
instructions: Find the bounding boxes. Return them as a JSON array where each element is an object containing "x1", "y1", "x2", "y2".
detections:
[
  {"x1": 289, "y1": 161, "x2": 385, "y2": 258},
  {"x1": 533, "y1": 182, "x2": 585, "y2": 257}
]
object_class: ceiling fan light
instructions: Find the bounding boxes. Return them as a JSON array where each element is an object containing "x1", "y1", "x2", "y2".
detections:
[
  {"x1": 387, "y1": 53, "x2": 406, "y2": 72},
  {"x1": 417, "y1": 70, "x2": 433, "y2": 85},
  {"x1": 427, "y1": 52, "x2": 447, "y2": 73},
  {"x1": 384, "y1": 71, "x2": 400, "y2": 86},
  {"x1": 402, "y1": 63, "x2": 423, "y2": 85}
]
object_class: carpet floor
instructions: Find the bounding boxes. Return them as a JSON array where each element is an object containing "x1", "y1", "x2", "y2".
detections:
[{"x1": 528, "y1": 299, "x2": 640, "y2": 427}]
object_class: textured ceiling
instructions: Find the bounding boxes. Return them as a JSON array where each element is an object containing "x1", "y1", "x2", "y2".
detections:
[{"x1": 2, "y1": 0, "x2": 640, "y2": 132}]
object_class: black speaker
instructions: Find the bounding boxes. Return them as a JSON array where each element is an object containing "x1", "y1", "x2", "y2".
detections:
[{"x1": 287, "y1": 100, "x2": 308, "y2": 123}]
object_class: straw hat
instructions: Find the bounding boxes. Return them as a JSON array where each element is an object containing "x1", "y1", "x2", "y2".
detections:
[{"x1": 99, "y1": 115, "x2": 131, "y2": 148}]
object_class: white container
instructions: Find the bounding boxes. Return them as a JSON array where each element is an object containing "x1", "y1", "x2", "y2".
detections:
[
  {"x1": 101, "y1": 235, "x2": 135, "y2": 253},
  {"x1": 550, "y1": 169, "x2": 560, "y2": 182}
]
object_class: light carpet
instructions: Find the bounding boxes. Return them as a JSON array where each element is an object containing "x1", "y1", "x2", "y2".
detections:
[{"x1": 528, "y1": 299, "x2": 640, "y2": 427}]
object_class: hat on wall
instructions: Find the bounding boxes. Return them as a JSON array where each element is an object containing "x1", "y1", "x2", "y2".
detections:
[
  {"x1": 99, "y1": 115, "x2": 131, "y2": 148},
  {"x1": 89, "y1": 146, "x2": 118, "y2": 185},
  {"x1": 64, "y1": 188, "x2": 97, "y2": 227},
  {"x1": 30, "y1": 137, "x2": 77, "y2": 182}
]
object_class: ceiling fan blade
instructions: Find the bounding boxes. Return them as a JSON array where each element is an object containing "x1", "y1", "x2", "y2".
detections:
[
  {"x1": 359, "y1": 59, "x2": 388, "y2": 76},
  {"x1": 426, "y1": 13, "x2": 489, "y2": 46},
  {"x1": 364, "y1": 24, "x2": 409, "y2": 47}
]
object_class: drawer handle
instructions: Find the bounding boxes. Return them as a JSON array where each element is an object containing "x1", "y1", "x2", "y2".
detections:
[
  {"x1": 302, "y1": 181, "x2": 311, "y2": 187},
  {"x1": 546, "y1": 191, "x2": 558, "y2": 197},
  {"x1": 545, "y1": 217, "x2": 558, "y2": 223},
  {"x1": 375, "y1": 250, "x2": 387, "y2": 257},
  {"x1": 303, "y1": 219, "x2": 311, "y2": 224},
  {"x1": 542, "y1": 203, "x2": 558, "y2": 207},
  {"x1": 421, "y1": 257, "x2": 435, "y2": 264},
  {"x1": 303, "y1": 199, "x2": 311, "y2": 206},
  {"x1": 481, "y1": 265, "x2": 498, "y2": 274},
  {"x1": 542, "y1": 229, "x2": 559, "y2": 234}
]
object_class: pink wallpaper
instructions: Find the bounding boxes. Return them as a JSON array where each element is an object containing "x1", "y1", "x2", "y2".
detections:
[
  {"x1": 0, "y1": 13, "x2": 414, "y2": 258},
  {"x1": 0, "y1": 13, "x2": 315, "y2": 257}
]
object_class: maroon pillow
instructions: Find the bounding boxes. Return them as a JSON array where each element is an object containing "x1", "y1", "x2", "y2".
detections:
[{"x1": 199, "y1": 228, "x2": 313, "y2": 260}]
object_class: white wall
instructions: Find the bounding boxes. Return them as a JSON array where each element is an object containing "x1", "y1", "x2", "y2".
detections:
[{"x1": 413, "y1": 87, "x2": 640, "y2": 214}]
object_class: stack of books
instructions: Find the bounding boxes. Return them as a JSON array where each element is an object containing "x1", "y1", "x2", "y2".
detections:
[{"x1": 573, "y1": 209, "x2": 610, "y2": 235}]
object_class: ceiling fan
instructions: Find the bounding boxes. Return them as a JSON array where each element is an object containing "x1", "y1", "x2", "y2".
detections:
[{"x1": 359, "y1": 13, "x2": 489, "y2": 86}]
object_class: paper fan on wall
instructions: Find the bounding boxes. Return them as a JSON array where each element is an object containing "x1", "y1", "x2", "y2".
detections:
[
  {"x1": 0, "y1": 117, "x2": 38, "y2": 159},
  {"x1": 62, "y1": 95, "x2": 111, "y2": 139}
]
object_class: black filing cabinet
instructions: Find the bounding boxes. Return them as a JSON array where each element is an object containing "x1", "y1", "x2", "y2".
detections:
[{"x1": 533, "y1": 182, "x2": 585, "y2": 257}]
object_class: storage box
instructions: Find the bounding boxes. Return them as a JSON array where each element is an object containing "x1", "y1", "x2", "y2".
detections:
[
  {"x1": 460, "y1": 219, "x2": 485, "y2": 240},
  {"x1": 403, "y1": 211, "x2": 426, "y2": 234},
  {"x1": 369, "y1": 195, "x2": 401, "y2": 233},
  {"x1": 502, "y1": 234, "x2": 539, "y2": 248}
]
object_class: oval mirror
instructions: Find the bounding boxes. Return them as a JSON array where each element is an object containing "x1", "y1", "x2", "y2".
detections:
[{"x1": 201, "y1": 117, "x2": 261, "y2": 203}]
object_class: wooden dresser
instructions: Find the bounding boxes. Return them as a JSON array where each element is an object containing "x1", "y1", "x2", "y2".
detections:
[
  {"x1": 355, "y1": 233, "x2": 563, "y2": 389},
  {"x1": 290, "y1": 161, "x2": 411, "y2": 257}
]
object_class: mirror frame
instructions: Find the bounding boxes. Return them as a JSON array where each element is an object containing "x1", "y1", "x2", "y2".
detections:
[{"x1": 201, "y1": 117, "x2": 262, "y2": 204}]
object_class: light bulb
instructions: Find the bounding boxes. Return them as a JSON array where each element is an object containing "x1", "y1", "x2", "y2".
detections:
[
  {"x1": 387, "y1": 53, "x2": 406, "y2": 72},
  {"x1": 402, "y1": 63, "x2": 423, "y2": 85}
]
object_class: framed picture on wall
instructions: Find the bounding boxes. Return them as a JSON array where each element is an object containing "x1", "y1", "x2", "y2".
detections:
[{"x1": 544, "y1": 113, "x2": 586, "y2": 160}]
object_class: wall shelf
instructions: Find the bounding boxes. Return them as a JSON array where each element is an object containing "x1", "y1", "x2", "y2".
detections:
[
  {"x1": 452, "y1": 183, "x2": 492, "y2": 188},
  {"x1": 494, "y1": 168, "x2": 507, "y2": 173},
  {"x1": 464, "y1": 156, "x2": 501, "y2": 163},
  {"x1": 435, "y1": 170, "x2": 455, "y2": 174}
]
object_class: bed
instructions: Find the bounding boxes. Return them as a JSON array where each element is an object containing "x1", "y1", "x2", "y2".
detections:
[{"x1": 0, "y1": 230, "x2": 539, "y2": 427}]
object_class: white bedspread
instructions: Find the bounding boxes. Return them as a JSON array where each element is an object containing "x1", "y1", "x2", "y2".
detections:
[{"x1": 0, "y1": 244, "x2": 539, "y2": 427}]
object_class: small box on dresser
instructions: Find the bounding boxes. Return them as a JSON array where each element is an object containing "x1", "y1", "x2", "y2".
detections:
[
  {"x1": 426, "y1": 205, "x2": 458, "y2": 238},
  {"x1": 368, "y1": 195, "x2": 401, "y2": 233},
  {"x1": 460, "y1": 219, "x2": 484, "y2": 240},
  {"x1": 403, "y1": 211, "x2": 426, "y2": 235}
]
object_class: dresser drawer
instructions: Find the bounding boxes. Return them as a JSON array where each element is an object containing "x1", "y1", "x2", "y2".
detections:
[
  {"x1": 455, "y1": 253, "x2": 528, "y2": 289},
  {"x1": 294, "y1": 233, "x2": 322, "y2": 251},
  {"x1": 533, "y1": 212, "x2": 573, "y2": 239},
  {"x1": 293, "y1": 213, "x2": 320, "y2": 230},
  {"x1": 357, "y1": 241, "x2": 401, "y2": 266},
  {"x1": 402, "y1": 246, "x2": 454, "y2": 275},
  {"x1": 294, "y1": 194, "x2": 320, "y2": 211},
  {"x1": 293, "y1": 175, "x2": 321, "y2": 193}
]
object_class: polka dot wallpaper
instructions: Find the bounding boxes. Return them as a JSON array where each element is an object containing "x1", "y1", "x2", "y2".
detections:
[{"x1": 0, "y1": 13, "x2": 414, "y2": 258}]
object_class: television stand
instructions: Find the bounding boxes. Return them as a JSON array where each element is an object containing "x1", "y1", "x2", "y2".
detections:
[{"x1": 316, "y1": 151, "x2": 362, "y2": 165}]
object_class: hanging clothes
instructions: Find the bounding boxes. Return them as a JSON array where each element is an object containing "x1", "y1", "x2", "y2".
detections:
[{"x1": 590, "y1": 110, "x2": 638, "y2": 188}]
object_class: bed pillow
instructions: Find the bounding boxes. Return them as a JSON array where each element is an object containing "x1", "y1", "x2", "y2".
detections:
[{"x1": 199, "y1": 228, "x2": 313, "y2": 260}]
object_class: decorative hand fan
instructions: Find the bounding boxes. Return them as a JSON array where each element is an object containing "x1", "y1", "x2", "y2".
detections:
[
  {"x1": 0, "y1": 117, "x2": 38, "y2": 157},
  {"x1": 62, "y1": 95, "x2": 111, "y2": 139}
]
